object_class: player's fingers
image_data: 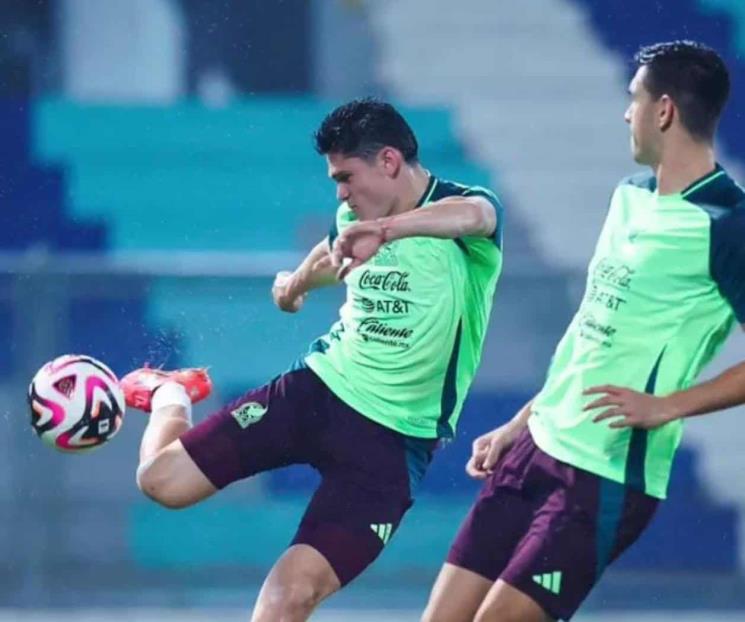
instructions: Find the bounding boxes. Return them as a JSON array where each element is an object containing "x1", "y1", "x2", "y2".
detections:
[
  {"x1": 335, "y1": 232, "x2": 353, "y2": 254},
  {"x1": 469, "y1": 470, "x2": 488, "y2": 480},
  {"x1": 471, "y1": 445, "x2": 489, "y2": 468},
  {"x1": 482, "y1": 442, "x2": 504, "y2": 471},
  {"x1": 338, "y1": 258, "x2": 362, "y2": 280},
  {"x1": 273, "y1": 271, "x2": 291, "y2": 287},
  {"x1": 592, "y1": 408, "x2": 626, "y2": 424},
  {"x1": 466, "y1": 456, "x2": 488, "y2": 479},
  {"x1": 465, "y1": 456, "x2": 478, "y2": 476},
  {"x1": 472, "y1": 434, "x2": 490, "y2": 452},
  {"x1": 583, "y1": 395, "x2": 621, "y2": 411}
]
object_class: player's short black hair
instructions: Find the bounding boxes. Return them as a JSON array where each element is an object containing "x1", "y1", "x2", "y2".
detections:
[
  {"x1": 634, "y1": 41, "x2": 730, "y2": 142},
  {"x1": 314, "y1": 98, "x2": 419, "y2": 163}
]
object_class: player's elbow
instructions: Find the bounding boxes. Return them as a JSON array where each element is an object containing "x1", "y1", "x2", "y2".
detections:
[{"x1": 465, "y1": 199, "x2": 497, "y2": 238}]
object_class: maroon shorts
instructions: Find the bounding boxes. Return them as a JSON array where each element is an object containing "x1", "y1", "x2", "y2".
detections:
[
  {"x1": 180, "y1": 367, "x2": 436, "y2": 586},
  {"x1": 447, "y1": 427, "x2": 658, "y2": 620}
]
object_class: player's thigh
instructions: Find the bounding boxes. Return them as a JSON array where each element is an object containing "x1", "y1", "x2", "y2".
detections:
[
  {"x1": 252, "y1": 544, "x2": 341, "y2": 622},
  {"x1": 292, "y1": 480, "x2": 410, "y2": 587},
  {"x1": 421, "y1": 563, "x2": 492, "y2": 622},
  {"x1": 179, "y1": 368, "x2": 321, "y2": 490},
  {"x1": 475, "y1": 579, "x2": 554, "y2": 622},
  {"x1": 291, "y1": 458, "x2": 417, "y2": 588},
  {"x1": 499, "y1": 479, "x2": 658, "y2": 621},
  {"x1": 445, "y1": 475, "x2": 536, "y2": 585},
  {"x1": 290, "y1": 401, "x2": 438, "y2": 586},
  {"x1": 424, "y1": 481, "x2": 534, "y2": 622},
  {"x1": 137, "y1": 438, "x2": 217, "y2": 508}
]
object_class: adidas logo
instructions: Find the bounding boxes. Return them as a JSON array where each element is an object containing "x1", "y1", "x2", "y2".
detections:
[
  {"x1": 532, "y1": 571, "x2": 562, "y2": 595},
  {"x1": 370, "y1": 523, "x2": 393, "y2": 544}
]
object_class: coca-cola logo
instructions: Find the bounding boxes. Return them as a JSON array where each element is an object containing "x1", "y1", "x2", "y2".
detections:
[
  {"x1": 594, "y1": 258, "x2": 635, "y2": 289},
  {"x1": 358, "y1": 270, "x2": 411, "y2": 292}
]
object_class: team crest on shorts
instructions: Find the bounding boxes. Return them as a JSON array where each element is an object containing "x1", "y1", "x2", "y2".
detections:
[{"x1": 231, "y1": 402, "x2": 267, "y2": 428}]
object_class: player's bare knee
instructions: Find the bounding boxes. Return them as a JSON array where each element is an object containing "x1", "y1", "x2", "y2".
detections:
[
  {"x1": 136, "y1": 456, "x2": 191, "y2": 509},
  {"x1": 474, "y1": 601, "x2": 538, "y2": 622},
  {"x1": 255, "y1": 581, "x2": 323, "y2": 621}
]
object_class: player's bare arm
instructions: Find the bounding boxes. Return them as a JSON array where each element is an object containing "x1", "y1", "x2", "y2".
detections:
[
  {"x1": 586, "y1": 349, "x2": 745, "y2": 430},
  {"x1": 332, "y1": 196, "x2": 497, "y2": 278},
  {"x1": 272, "y1": 237, "x2": 339, "y2": 313}
]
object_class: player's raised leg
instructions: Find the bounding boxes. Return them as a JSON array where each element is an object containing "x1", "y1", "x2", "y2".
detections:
[{"x1": 121, "y1": 366, "x2": 216, "y2": 508}]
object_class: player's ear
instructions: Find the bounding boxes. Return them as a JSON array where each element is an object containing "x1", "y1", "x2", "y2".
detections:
[
  {"x1": 658, "y1": 94, "x2": 675, "y2": 132},
  {"x1": 378, "y1": 147, "x2": 403, "y2": 178}
]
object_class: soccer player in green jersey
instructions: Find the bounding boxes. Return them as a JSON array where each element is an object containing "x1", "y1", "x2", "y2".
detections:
[
  {"x1": 422, "y1": 41, "x2": 745, "y2": 622},
  {"x1": 120, "y1": 98, "x2": 504, "y2": 621}
]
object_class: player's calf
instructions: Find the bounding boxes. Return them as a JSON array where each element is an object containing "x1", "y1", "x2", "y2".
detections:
[{"x1": 122, "y1": 365, "x2": 216, "y2": 508}]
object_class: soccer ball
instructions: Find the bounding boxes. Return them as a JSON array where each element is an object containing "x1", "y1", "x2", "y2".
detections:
[{"x1": 28, "y1": 354, "x2": 126, "y2": 452}]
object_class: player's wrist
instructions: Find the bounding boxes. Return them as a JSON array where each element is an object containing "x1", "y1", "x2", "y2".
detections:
[
  {"x1": 503, "y1": 417, "x2": 526, "y2": 439},
  {"x1": 662, "y1": 392, "x2": 689, "y2": 422},
  {"x1": 376, "y1": 216, "x2": 397, "y2": 243},
  {"x1": 282, "y1": 271, "x2": 306, "y2": 301}
]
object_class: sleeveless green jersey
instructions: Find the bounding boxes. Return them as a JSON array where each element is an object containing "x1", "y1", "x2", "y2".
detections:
[
  {"x1": 305, "y1": 176, "x2": 503, "y2": 439},
  {"x1": 530, "y1": 166, "x2": 745, "y2": 498}
]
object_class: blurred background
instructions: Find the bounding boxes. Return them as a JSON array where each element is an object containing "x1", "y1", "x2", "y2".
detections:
[{"x1": 1, "y1": 0, "x2": 744, "y2": 619}]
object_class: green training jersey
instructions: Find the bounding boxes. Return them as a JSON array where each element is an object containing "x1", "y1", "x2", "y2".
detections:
[
  {"x1": 304, "y1": 175, "x2": 503, "y2": 439},
  {"x1": 530, "y1": 165, "x2": 745, "y2": 499}
]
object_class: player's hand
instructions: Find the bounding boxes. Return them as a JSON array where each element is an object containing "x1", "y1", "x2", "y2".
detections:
[
  {"x1": 272, "y1": 271, "x2": 307, "y2": 313},
  {"x1": 331, "y1": 221, "x2": 386, "y2": 279},
  {"x1": 584, "y1": 385, "x2": 678, "y2": 430},
  {"x1": 466, "y1": 423, "x2": 521, "y2": 480}
]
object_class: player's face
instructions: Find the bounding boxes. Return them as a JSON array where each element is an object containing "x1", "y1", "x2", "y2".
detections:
[
  {"x1": 624, "y1": 67, "x2": 660, "y2": 165},
  {"x1": 326, "y1": 151, "x2": 397, "y2": 220}
]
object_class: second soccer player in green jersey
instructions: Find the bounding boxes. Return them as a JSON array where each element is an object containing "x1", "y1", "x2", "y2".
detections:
[{"x1": 422, "y1": 41, "x2": 745, "y2": 622}]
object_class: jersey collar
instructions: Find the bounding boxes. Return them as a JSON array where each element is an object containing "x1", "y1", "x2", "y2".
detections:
[
  {"x1": 679, "y1": 163, "x2": 726, "y2": 199},
  {"x1": 415, "y1": 174, "x2": 438, "y2": 207}
]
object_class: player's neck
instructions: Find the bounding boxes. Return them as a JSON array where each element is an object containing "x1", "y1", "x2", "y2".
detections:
[
  {"x1": 389, "y1": 164, "x2": 431, "y2": 216},
  {"x1": 653, "y1": 140, "x2": 716, "y2": 196}
]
